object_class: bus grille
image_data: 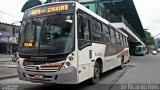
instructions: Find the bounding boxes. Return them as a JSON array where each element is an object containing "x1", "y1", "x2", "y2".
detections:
[{"x1": 24, "y1": 65, "x2": 59, "y2": 72}]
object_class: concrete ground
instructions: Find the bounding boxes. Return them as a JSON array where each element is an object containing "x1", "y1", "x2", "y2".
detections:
[{"x1": 0, "y1": 54, "x2": 17, "y2": 80}]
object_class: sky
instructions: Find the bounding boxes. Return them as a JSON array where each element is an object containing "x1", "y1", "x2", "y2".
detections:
[
  {"x1": 0, "y1": 0, "x2": 160, "y2": 37},
  {"x1": 133, "y1": 0, "x2": 160, "y2": 37}
]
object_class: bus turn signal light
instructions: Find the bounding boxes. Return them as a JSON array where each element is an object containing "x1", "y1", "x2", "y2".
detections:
[{"x1": 68, "y1": 56, "x2": 74, "y2": 61}]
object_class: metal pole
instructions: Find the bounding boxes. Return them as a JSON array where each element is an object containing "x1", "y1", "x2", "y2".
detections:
[
  {"x1": 96, "y1": 0, "x2": 98, "y2": 14},
  {"x1": 12, "y1": 23, "x2": 15, "y2": 36}
]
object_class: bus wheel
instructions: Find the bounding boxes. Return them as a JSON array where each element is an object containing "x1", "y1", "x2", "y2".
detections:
[
  {"x1": 91, "y1": 62, "x2": 100, "y2": 84},
  {"x1": 118, "y1": 56, "x2": 124, "y2": 70}
]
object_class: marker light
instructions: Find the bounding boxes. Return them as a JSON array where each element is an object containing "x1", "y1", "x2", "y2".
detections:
[{"x1": 24, "y1": 42, "x2": 33, "y2": 47}]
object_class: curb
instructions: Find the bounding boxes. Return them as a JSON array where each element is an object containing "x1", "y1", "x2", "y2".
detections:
[
  {"x1": 0, "y1": 65, "x2": 17, "y2": 68},
  {"x1": 0, "y1": 60, "x2": 9, "y2": 62},
  {"x1": 0, "y1": 60, "x2": 12, "y2": 62},
  {"x1": 0, "y1": 74, "x2": 18, "y2": 80},
  {"x1": 7, "y1": 65, "x2": 17, "y2": 68}
]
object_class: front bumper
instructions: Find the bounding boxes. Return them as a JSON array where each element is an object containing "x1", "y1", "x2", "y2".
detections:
[
  {"x1": 17, "y1": 65, "x2": 78, "y2": 84},
  {"x1": 135, "y1": 52, "x2": 143, "y2": 55}
]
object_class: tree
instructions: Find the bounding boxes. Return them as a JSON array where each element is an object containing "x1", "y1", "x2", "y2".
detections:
[
  {"x1": 21, "y1": 0, "x2": 42, "y2": 12},
  {"x1": 145, "y1": 31, "x2": 154, "y2": 46}
]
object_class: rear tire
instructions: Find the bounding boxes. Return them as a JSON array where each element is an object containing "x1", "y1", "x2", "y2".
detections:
[
  {"x1": 127, "y1": 59, "x2": 130, "y2": 63},
  {"x1": 118, "y1": 56, "x2": 124, "y2": 70},
  {"x1": 90, "y1": 62, "x2": 100, "y2": 84}
]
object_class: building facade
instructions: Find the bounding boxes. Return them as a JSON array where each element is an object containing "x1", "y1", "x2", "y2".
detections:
[
  {"x1": 78, "y1": 0, "x2": 146, "y2": 54},
  {"x1": 0, "y1": 22, "x2": 20, "y2": 54}
]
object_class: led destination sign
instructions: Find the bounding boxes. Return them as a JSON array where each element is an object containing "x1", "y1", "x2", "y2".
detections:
[
  {"x1": 31, "y1": 4, "x2": 69, "y2": 15},
  {"x1": 24, "y1": 3, "x2": 75, "y2": 17}
]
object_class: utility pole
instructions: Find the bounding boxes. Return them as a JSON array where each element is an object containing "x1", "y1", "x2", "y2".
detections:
[
  {"x1": 12, "y1": 21, "x2": 21, "y2": 36},
  {"x1": 153, "y1": 33, "x2": 160, "y2": 49},
  {"x1": 11, "y1": 21, "x2": 21, "y2": 54},
  {"x1": 154, "y1": 33, "x2": 160, "y2": 38}
]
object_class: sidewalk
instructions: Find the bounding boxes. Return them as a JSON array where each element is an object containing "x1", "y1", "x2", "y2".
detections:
[
  {"x1": 0, "y1": 54, "x2": 18, "y2": 80},
  {"x1": 0, "y1": 54, "x2": 14, "y2": 62}
]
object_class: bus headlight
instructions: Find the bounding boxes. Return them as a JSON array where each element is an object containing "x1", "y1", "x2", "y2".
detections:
[
  {"x1": 61, "y1": 61, "x2": 71, "y2": 70},
  {"x1": 66, "y1": 61, "x2": 71, "y2": 66},
  {"x1": 60, "y1": 53, "x2": 74, "y2": 70}
]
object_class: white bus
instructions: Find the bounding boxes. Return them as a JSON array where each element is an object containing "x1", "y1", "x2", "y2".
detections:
[{"x1": 16, "y1": 1, "x2": 129, "y2": 84}]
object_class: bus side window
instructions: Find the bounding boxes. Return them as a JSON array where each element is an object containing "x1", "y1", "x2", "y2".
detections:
[
  {"x1": 115, "y1": 31, "x2": 120, "y2": 45},
  {"x1": 119, "y1": 34, "x2": 123, "y2": 46},
  {"x1": 78, "y1": 15, "x2": 91, "y2": 49},
  {"x1": 121, "y1": 35, "x2": 124, "y2": 46},
  {"x1": 123, "y1": 36, "x2": 126, "y2": 47},
  {"x1": 110, "y1": 28, "x2": 116, "y2": 44},
  {"x1": 90, "y1": 18, "x2": 103, "y2": 43},
  {"x1": 125, "y1": 37, "x2": 128, "y2": 47},
  {"x1": 102, "y1": 23, "x2": 110, "y2": 44}
]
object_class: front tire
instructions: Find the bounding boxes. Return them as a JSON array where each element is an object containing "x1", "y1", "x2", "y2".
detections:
[{"x1": 91, "y1": 62, "x2": 100, "y2": 84}]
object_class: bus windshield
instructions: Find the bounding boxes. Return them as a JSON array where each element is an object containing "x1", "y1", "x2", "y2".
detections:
[
  {"x1": 134, "y1": 47, "x2": 142, "y2": 52},
  {"x1": 19, "y1": 14, "x2": 74, "y2": 55}
]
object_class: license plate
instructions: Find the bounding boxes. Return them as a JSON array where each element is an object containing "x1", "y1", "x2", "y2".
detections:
[{"x1": 34, "y1": 74, "x2": 44, "y2": 79}]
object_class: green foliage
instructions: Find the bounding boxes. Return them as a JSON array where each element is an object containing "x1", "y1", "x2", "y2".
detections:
[{"x1": 145, "y1": 31, "x2": 155, "y2": 46}]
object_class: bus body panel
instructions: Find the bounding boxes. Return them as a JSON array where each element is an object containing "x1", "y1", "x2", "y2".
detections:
[{"x1": 77, "y1": 43, "x2": 106, "y2": 83}]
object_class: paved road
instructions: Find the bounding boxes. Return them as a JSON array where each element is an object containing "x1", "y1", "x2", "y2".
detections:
[
  {"x1": 0, "y1": 54, "x2": 160, "y2": 90},
  {"x1": 0, "y1": 67, "x2": 125, "y2": 90},
  {"x1": 0, "y1": 54, "x2": 17, "y2": 77},
  {"x1": 115, "y1": 54, "x2": 160, "y2": 84},
  {"x1": 0, "y1": 54, "x2": 14, "y2": 62},
  {"x1": 110, "y1": 54, "x2": 160, "y2": 90}
]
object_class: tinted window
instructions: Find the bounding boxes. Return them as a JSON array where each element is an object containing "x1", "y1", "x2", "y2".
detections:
[
  {"x1": 102, "y1": 24, "x2": 110, "y2": 44},
  {"x1": 116, "y1": 31, "x2": 120, "y2": 45},
  {"x1": 125, "y1": 37, "x2": 128, "y2": 47},
  {"x1": 119, "y1": 34, "x2": 123, "y2": 46},
  {"x1": 110, "y1": 28, "x2": 116, "y2": 44},
  {"x1": 90, "y1": 18, "x2": 102, "y2": 42}
]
